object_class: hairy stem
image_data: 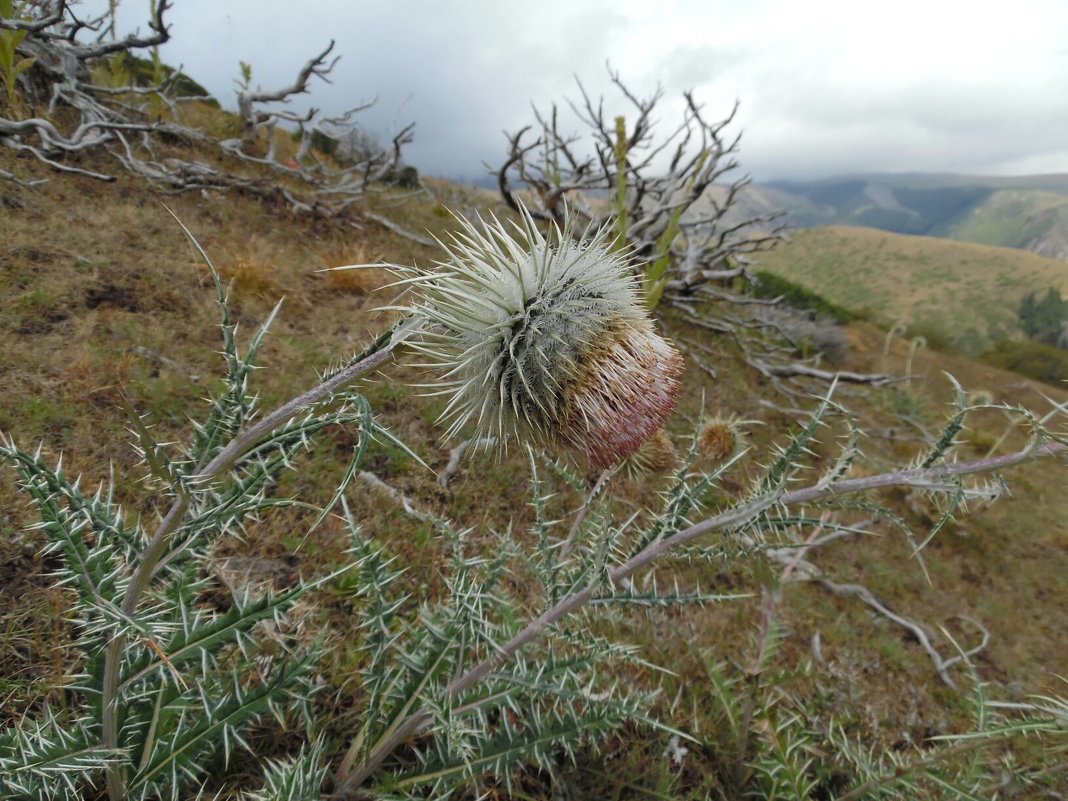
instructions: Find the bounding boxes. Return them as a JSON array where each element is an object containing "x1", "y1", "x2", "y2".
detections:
[
  {"x1": 337, "y1": 438, "x2": 1066, "y2": 794},
  {"x1": 101, "y1": 321, "x2": 410, "y2": 801}
]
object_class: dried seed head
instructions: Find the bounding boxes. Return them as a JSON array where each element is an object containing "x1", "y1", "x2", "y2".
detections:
[
  {"x1": 399, "y1": 205, "x2": 683, "y2": 468},
  {"x1": 698, "y1": 414, "x2": 749, "y2": 464}
]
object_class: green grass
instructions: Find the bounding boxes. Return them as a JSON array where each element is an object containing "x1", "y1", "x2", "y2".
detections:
[
  {"x1": 981, "y1": 340, "x2": 1068, "y2": 386},
  {"x1": 936, "y1": 189, "x2": 1068, "y2": 257},
  {"x1": 752, "y1": 270, "x2": 855, "y2": 323},
  {"x1": 756, "y1": 225, "x2": 1068, "y2": 356}
]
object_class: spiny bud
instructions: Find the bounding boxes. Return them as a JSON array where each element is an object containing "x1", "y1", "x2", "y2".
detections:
[
  {"x1": 398, "y1": 205, "x2": 683, "y2": 468},
  {"x1": 698, "y1": 414, "x2": 750, "y2": 464},
  {"x1": 621, "y1": 428, "x2": 679, "y2": 479}
]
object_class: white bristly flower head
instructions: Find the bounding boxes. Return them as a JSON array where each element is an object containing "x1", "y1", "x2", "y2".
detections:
[{"x1": 400, "y1": 204, "x2": 684, "y2": 469}]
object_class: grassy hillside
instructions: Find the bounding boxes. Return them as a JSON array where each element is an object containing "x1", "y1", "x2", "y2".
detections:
[
  {"x1": 3, "y1": 142, "x2": 1068, "y2": 796},
  {"x1": 756, "y1": 225, "x2": 1068, "y2": 354},
  {"x1": 936, "y1": 189, "x2": 1068, "y2": 259}
]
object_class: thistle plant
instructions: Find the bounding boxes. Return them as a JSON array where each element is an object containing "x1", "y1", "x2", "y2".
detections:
[
  {"x1": 0, "y1": 231, "x2": 417, "y2": 800},
  {"x1": 681, "y1": 648, "x2": 1068, "y2": 799},
  {"x1": 620, "y1": 428, "x2": 679, "y2": 479},
  {"x1": 698, "y1": 413, "x2": 751, "y2": 465},
  {"x1": 2, "y1": 206, "x2": 1068, "y2": 800}
]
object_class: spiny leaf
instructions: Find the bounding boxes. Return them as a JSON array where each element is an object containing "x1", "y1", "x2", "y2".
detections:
[{"x1": 129, "y1": 654, "x2": 313, "y2": 794}]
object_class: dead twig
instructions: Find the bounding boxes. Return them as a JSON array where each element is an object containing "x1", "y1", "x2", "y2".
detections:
[
  {"x1": 816, "y1": 580, "x2": 990, "y2": 688},
  {"x1": 760, "y1": 516, "x2": 990, "y2": 687},
  {"x1": 359, "y1": 470, "x2": 431, "y2": 523},
  {"x1": 0, "y1": 166, "x2": 45, "y2": 187},
  {"x1": 1, "y1": 4, "x2": 414, "y2": 217},
  {"x1": 128, "y1": 345, "x2": 200, "y2": 382},
  {"x1": 364, "y1": 211, "x2": 437, "y2": 248},
  {"x1": 438, "y1": 437, "x2": 497, "y2": 489},
  {"x1": 495, "y1": 69, "x2": 786, "y2": 293}
]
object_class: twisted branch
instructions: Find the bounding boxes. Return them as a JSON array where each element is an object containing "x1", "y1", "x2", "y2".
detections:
[{"x1": 1, "y1": 4, "x2": 414, "y2": 216}]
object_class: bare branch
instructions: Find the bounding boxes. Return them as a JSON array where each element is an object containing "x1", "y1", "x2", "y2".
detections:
[
  {"x1": 762, "y1": 520, "x2": 991, "y2": 687},
  {"x1": 363, "y1": 211, "x2": 436, "y2": 247},
  {"x1": 241, "y1": 40, "x2": 337, "y2": 106},
  {"x1": 236, "y1": 40, "x2": 337, "y2": 146},
  {"x1": 1, "y1": 11, "x2": 413, "y2": 218},
  {"x1": 128, "y1": 345, "x2": 200, "y2": 383},
  {"x1": 495, "y1": 67, "x2": 787, "y2": 309},
  {"x1": 0, "y1": 0, "x2": 65, "y2": 33},
  {"x1": 359, "y1": 470, "x2": 432, "y2": 523},
  {"x1": 0, "y1": 166, "x2": 46, "y2": 186},
  {"x1": 816, "y1": 581, "x2": 991, "y2": 687},
  {"x1": 2, "y1": 137, "x2": 116, "y2": 179},
  {"x1": 68, "y1": 0, "x2": 171, "y2": 59},
  {"x1": 438, "y1": 437, "x2": 497, "y2": 489},
  {"x1": 756, "y1": 361, "x2": 894, "y2": 386}
]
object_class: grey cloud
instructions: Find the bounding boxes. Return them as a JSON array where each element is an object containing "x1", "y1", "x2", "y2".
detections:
[
  {"x1": 658, "y1": 43, "x2": 753, "y2": 91},
  {"x1": 101, "y1": 1, "x2": 1068, "y2": 182}
]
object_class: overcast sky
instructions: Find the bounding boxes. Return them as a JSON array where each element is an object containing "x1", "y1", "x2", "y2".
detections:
[{"x1": 104, "y1": 0, "x2": 1068, "y2": 182}]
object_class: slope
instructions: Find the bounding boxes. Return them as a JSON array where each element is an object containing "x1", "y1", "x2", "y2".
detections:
[
  {"x1": 935, "y1": 188, "x2": 1068, "y2": 260},
  {"x1": 2, "y1": 145, "x2": 1068, "y2": 797},
  {"x1": 756, "y1": 225, "x2": 1068, "y2": 354}
]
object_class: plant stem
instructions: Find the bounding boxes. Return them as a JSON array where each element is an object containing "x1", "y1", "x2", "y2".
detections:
[
  {"x1": 100, "y1": 320, "x2": 411, "y2": 801},
  {"x1": 336, "y1": 438, "x2": 1066, "y2": 795},
  {"x1": 559, "y1": 468, "x2": 611, "y2": 560},
  {"x1": 612, "y1": 115, "x2": 629, "y2": 253}
]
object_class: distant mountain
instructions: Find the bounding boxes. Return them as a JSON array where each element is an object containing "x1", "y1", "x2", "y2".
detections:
[
  {"x1": 737, "y1": 174, "x2": 1068, "y2": 261},
  {"x1": 933, "y1": 189, "x2": 1068, "y2": 260},
  {"x1": 453, "y1": 170, "x2": 1068, "y2": 263}
]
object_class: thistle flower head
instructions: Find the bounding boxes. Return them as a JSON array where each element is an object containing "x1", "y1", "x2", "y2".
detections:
[{"x1": 399, "y1": 205, "x2": 683, "y2": 468}]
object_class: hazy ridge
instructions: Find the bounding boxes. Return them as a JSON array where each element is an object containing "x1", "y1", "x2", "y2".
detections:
[{"x1": 728, "y1": 173, "x2": 1068, "y2": 261}]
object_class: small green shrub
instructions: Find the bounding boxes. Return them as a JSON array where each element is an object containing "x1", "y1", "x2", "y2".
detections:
[
  {"x1": 378, "y1": 164, "x2": 421, "y2": 188},
  {"x1": 981, "y1": 340, "x2": 1068, "y2": 386},
  {"x1": 753, "y1": 270, "x2": 855, "y2": 324},
  {"x1": 393, "y1": 164, "x2": 420, "y2": 188},
  {"x1": 903, "y1": 319, "x2": 955, "y2": 353},
  {"x1": 122, "y1": 52, "x2": 214, "y2": 101},
  {"x1": 757, "y1": 304, "x2": 850, "y2": 363},
  {"x1": 1017, "y1": 286, "x2": 1068, "y2": 346}
]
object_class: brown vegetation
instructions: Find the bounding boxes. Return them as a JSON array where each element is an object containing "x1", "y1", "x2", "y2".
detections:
[{"x1": 2, "y1": 136, "x2": 1068, "y2": 796}]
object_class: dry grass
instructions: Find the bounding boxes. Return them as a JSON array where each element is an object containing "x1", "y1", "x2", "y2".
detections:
[
  {"x1": 211, "y1": 235, "x2": 286, "y2": 301},
  {"x1": 652, "y1": 307, "x2": 1068, "y2": 745},
  {"x1": 312, "y1": 242, "x2": 392, "y2": 295},
  {"x1": 3, "y1": 141, "x2": 1068, "y2": 796}
]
